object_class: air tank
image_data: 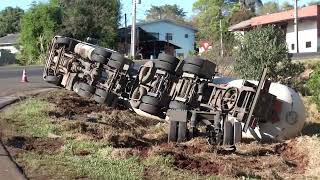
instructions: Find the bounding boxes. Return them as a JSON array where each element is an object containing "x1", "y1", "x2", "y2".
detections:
[
  {"x1": 213, "y1": 77, "x2": 306, "y2": 142},
  {"x1": 74, "y1": 43, "x2": 95, "y2": 61}
]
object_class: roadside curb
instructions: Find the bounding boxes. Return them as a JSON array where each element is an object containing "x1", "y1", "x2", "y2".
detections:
[{"x1": 0, "y1": 87, "x2": 58, "y2": 180}]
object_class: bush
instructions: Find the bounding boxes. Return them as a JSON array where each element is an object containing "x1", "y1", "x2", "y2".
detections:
[
  {"x1": 18, "y1": 3, "x2": 62, "y2": 65},
  {"x1": 307, "y1": 64, "x2": 320, "y2": 110},
  {"x1": 0, "y1": 49, "x2": 16, "y2": 65},
  {"x1": 234, "y1": 25, "x2": 304, "y2": 85}
]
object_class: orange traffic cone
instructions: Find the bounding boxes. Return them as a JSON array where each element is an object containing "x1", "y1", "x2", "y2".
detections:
[{"x1": 20, "y1": 69, "x2": 29, "y2": 83}]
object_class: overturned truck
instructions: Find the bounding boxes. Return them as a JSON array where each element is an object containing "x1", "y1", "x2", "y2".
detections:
[{"x1": 43, "y1": 36, "x2": 306, "y2": 146}]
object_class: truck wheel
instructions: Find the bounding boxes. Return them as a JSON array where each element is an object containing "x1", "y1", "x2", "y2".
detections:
[
  {"x1": 107, "y1": 59, "x2": 123, "y2": 70},
  {"x1": 141, "y1": 95, "x2": 160, "y2": 106},
  {"x1": 93, "y1": 88, "x2": 108, "y2": 104},
  {"x1": 45, "y1": 75, "x2": 61, "y2": 85},
  {"x1": 56, "y1": 37, "x2": 70, "y2": 45},
  {"x1": 91, "y1": 53, "x2": 107, "y2": 64},
  {"x1": 168, "y1": 120, "x2": 178, "y2": 142},
  {"x1": 78, "y1": 83, "x2": 95, "y2": 93},
  {"x1": 77, "y1": 88, "x2": 93, "y2": 98},
  {"x1": 110, "y1": 52, "x2": 126, "y2": 64},
  {"x1": 158, "y1": 53, "x2": 179, "y2": 66},
  {"x1": 184, "y1": 56, "x2": 205, "y2": 67},
  {"x1": 182, "y1": 63, "x2": 201, "y2": 76},
  {"x1": 139, "y1": 103, "x2": 158, "y2": 115},
  {"x1": 155, "y1": 60, "x2": 175, "y2": 72},
  {"x1": 93, "y1": 47, "x2": 112, "y2": 58},
  {"x1": 169, "y1": 101, "x2": 188, "y2": 110}
]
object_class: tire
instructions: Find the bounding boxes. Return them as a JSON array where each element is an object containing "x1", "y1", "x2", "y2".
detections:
[
  {"x1": 139, "y1": 103, "x2": 158, "y2": 115},
  {"x1": 93, "y1": 47, "x2": 112, "y2": 58},
  {"x1": 108, "y1": 59, "x2": 123, "y2": 70},
  {"x1": 182, "y1": 63, "x2": 201, "y2": 75},
  {"x1": 77, "y1": 88, "x2": 92, "y2": 98},
  {"x1": 95, "y1": 88, "x2": 108, "y2": 98},
  {"x1": 141, "y1": 95, "x2": 160, "y2": 106},
  {"x1": 56, "y1": 37, "x2": 70, "y2": 45},
  {"x1": 169, "y1": 101, "x2": 188, "y2": 110},
  {"x1": 110, "y1": 52, "x2": 126, "y2": 64},
  {"x1": 45, "y1": 75, "x2": 61, "y2": 85},
  {"x1": 184, "y1": 56, "x2": 205, "y2": 67},
  {"x1": 78, "y1": 83, "x2": 95, "y2": 93},
  {"x1": 168, "y1": 120, "x2": 178, "y2": 142},
  {"x1": 155, "y1": 60, "x2": 175, "y2": 72},
  {"x1": 93, "y1": 94, "x2": 106, "y2": 104},
  {"x1": 158, "y1": 53, "x2": 179, "y2": 66},
  {"x1": 91, "y1": 53, "x2": 107, "y2": 64}
]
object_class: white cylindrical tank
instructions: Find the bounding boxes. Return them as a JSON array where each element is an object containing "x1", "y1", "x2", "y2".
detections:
[
  {"x1": 213, "y1": 77, "x2": 306, "y2": 142},
  {"x1": 74, "y1": 43, "x2": 95, "y2": 61}
]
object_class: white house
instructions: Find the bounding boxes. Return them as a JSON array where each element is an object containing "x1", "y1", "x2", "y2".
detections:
[
  {"x1": 229, "y1": 5, "x2": 320, "y2": 53},
  {"x1": 0, "y1": 33, "x2": 20, "y2": 54},
  {"x1": 137, "y1": 20, "x2": 197, "y2": 57}
]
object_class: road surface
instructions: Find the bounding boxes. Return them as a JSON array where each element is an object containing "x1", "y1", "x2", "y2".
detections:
[{"x1": 0, "y1": 66, "x2": 56, "y2": 96}]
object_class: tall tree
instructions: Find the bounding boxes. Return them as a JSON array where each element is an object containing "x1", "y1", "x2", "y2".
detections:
[
  {"x1": 239, "y1": 0, "x2": 263, "y2": 13},
  {"x1": 229, "y1": 7, "x2": 254, "y2": 25},
  {"x1": 18, "y1": 3, "x2": 62, "y2": 65},
  {"x1": 56, "y1": 0, "x2": 121, "y2": 48},
  {"x1": 145, "y1": 4, "x2": 186, "y2": 22},
  {"x1": 0, "y1": 7, "x2": 24, "y2": 37},
  {"x1": 258, "y1": 2, "x2": 280, "y2": 15},
  {"x1": 281, "y1": 1, "x2": 294, "y2": 11}
]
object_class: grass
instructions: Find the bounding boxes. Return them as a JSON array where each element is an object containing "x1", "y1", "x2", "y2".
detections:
[
  {"x1": 0, "y1": 97, "x2": 217, "y2": 179},
  {"x1": 1, "y1": 98, "x2": 59, "y2": 137}
]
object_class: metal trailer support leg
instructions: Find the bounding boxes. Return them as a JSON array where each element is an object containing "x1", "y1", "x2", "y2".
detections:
[
  {"x1": 168, "y1": 110, "x2": 188, "y2": 142},
  {"x1": 223, "y1": 117, "x2": 242, "y2": 145}
]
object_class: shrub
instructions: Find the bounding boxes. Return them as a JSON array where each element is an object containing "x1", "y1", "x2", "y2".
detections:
[
  {"x1": 234, "y1": 25, "x2": 304, "y2": 85},
  {"x1": 307, "y1": 64, "x2": 320, "y2": 110}
]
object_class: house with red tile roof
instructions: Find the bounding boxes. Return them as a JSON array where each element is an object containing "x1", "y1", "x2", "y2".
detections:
[{"x1": 229, "y1": 5, "x2": 320, "y2": 53}]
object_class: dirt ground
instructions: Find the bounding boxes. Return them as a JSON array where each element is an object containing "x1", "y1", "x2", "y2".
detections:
[{"x1": 1, "y1": 90, "x2": 320, "y2": 179}]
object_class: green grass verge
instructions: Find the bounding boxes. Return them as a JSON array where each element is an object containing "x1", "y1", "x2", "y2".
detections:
[
  {"x1": 1, "y1": 97, "x2": 217, "y2": 179},
  {"x1": 1, "y1": 98, "x2": 59, "y2": 137}
]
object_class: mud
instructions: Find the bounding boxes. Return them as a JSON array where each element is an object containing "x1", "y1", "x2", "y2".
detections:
[
  {"x1": 13, "y1": 90, "x2": 309, "y2": 179},
  {"x1": 5, "y1": 136, "x2": 64, "y2": 155}
]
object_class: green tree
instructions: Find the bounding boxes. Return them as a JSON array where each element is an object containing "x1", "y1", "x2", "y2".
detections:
[
  {"x1": 56, "y1": 0, "x2": 121, "y2": 48},
  {"x1": 239, "y1": 0, "x2": 263, "y2": 13},
  {"x1": 229, "y1": 7, "x2": 254, "y2": 25},
  {"x1": 146, "y1": 4, "x2": 186, "y2": 22},
  {"x1": 0, "y1": 7, "x2": 24, "y2": 37},
  {"x1": 258, "y1": 2, "x2": 280, "y2": 15},
  {"x1": 307, "y1": 64, "x2": 320, "y2": 110},
  {"x1": 18, "y1": 3, "x2": 62, "y2": 65},
  {"x1": 234, "y1": 26, "x2": 304, "y2": 83},
  {"x1": 281, "y1": 1, "x2": 294, "y2": 11}
]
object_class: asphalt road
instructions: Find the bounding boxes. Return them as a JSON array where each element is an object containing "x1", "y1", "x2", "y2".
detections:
[{"x1": 0, "y1": 66, "x2": 56, "y2": 97}]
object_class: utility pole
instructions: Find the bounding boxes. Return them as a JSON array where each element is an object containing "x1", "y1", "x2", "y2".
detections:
[
  {"x1": 125, "y1": 13, "x2": 128, "y2": 55},
  {"x1": 130, "y1": 0, "x2": 138, "y2": 60},
  {"x1": 220, "y1": 19, "x2": 224, "y2": 58},
  {"x1": 294, "y1": 0, "x2": 299, "y2": 53}
]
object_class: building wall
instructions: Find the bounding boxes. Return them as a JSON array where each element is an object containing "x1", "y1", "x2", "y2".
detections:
[
  {"x1": 139, "y1": 22, "x2": 195, "y2": 58},
  {"x1": 286, "y1": 19, "x2": 318, "y2": 53}
]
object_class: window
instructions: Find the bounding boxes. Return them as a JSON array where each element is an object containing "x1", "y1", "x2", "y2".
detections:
[
  {"x1": 306, "y1": 41, "x2": 311, "y2": 48},
  {"x1": 291, "y1": 44, "x2": 295, "y2": 50},
  {"x1": 185, "y1": 34, "x2": 189, "y2": 38},
  {"x1": 166, "y1": 33, "x2": 173, "y2": 41}
]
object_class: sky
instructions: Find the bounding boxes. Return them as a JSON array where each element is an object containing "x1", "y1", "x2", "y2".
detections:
[{"x1": 0, "y1": 0, "x2": 317, "y2": 25}]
